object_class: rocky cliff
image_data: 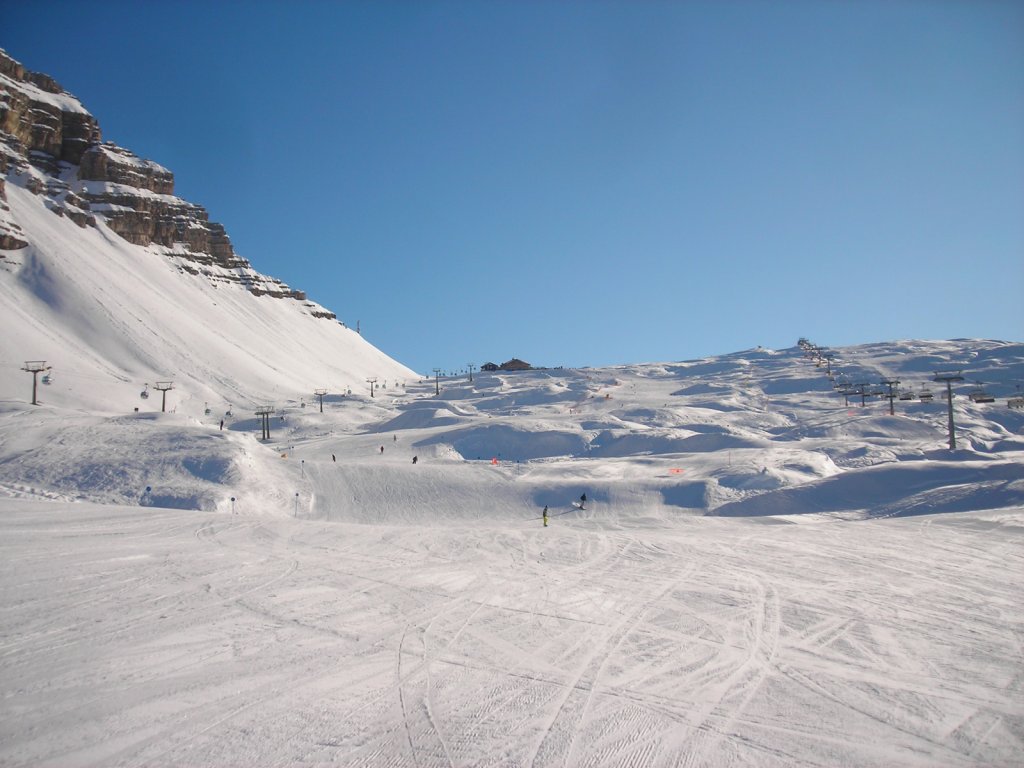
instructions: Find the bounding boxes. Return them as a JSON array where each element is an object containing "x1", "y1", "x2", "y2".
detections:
[{"x1": 0, "y1": 48, "x2": 333, "y2": 316}]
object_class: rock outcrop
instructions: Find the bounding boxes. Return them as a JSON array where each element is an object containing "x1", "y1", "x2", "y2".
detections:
[
  {"x1": 0, "y1": 48, "x2": 335, "y2": 317},
  {"x1": 0, "y1": 51, "x2": 99, "y2": 169},
  {"x1": 0, "y1": 176, "x2": 29, "y2": 251}
]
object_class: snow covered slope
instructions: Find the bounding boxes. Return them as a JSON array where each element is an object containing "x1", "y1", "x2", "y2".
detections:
[
  {"x1": 1, "y1": 334, "x2": 1022, "y2": 519},
  {"x1": 2, "y1": 46, "x2": 417, "y2": 418},
  {"x1": 0, "y1": 179, "x2": 417, "y2": 414},
  {"x1": 0, "y1": 172, "x2": 419, "y2": 510}
]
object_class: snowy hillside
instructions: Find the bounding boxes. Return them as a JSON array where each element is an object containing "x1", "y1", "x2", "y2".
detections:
[
  {"x1": 0, "y1": 179, "x2": 417, "y2": 413},
  {"x1": 2, "y1": 46, "x2": 417, "y2": 420},
  {"x1": 3, "y1": 330, "x2": 1021, "y2": 518}
]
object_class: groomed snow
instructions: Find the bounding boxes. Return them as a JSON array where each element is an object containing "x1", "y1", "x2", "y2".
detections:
[{"x1": 1, "y1": 498, "x2": 1021, "y2": 767}]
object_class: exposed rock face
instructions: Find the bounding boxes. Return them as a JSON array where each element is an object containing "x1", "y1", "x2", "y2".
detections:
[
  {"x1": 0, "y1": 51, "x2": 99, "y2": 169},
  {"x1": 0, "y1": 48, "x2": 335, "y2": 318},
  {"x1": 0, "y1": 176, "x2": 29, "y2": 250},
  {"x1": 80, "y1": 142, "x2": 174, "y2": 194}
]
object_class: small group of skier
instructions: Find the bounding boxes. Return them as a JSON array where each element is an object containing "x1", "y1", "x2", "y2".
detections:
[
  {"x1": 542, "y1": 493, "x2": 588, "y2": 527},
  {"x1": 331, "y1": 450, "x2": 417, "y2": 463}
]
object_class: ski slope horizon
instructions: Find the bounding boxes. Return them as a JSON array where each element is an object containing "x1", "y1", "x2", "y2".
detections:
[
  {"x1": 4, "y1": 82, "x2": 1017, "y2": 523},
  {"x1": 2, "y1": 330, "x2": 1023, "y2": 520},
  {"x1": 4, "y1": 4, "x2": 1023, "y2": 373}
]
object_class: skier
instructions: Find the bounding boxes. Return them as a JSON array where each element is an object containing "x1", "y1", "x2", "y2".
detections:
[
  {"x1": 332, "y1": 454, "x2": 336, "y2": 462},
  {"x1": 412, "y1": 455, "x2": 418, "y2": 464},
  {"x1": 219, "y1": 419, "x2": 224, "y2": 430},
  {"x1": 380, "y1": 445, "x2": 384, "y2": 455},
  {"x1": 543, "y1": 505, "x2": 549, "y2": 527},
  {"x1": 579, "y1": 493, "x2": 587, "y2": 510}
]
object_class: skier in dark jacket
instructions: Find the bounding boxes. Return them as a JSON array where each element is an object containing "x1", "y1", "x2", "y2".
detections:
[{"x1": 579, "y1": 493, "x2": 587, "y2": 510}]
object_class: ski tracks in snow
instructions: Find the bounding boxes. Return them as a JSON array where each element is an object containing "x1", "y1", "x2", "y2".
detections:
[
  {"x1": 674, "y1": 568, "x2": 783, "y2": 767},
  {"x1": 2, "y1": 504, "x2": 1022, "y2": 767}
]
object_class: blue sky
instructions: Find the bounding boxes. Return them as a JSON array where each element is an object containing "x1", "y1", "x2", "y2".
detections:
[{"x1": 4, "y1": 0, "x2": 1022, "y2": 373}]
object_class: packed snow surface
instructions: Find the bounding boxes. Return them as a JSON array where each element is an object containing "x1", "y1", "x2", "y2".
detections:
[{"x1": 1, "y1": 341, "x2": 1023, "y2": 767}]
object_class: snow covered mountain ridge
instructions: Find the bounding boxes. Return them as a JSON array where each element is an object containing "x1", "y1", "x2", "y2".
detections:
[
  {"x1": 0, "y1": 48, "x2": 326, "y2": 308},
  {"x1": 1, "y1": 47, "x2": 417, "y2": 416}
]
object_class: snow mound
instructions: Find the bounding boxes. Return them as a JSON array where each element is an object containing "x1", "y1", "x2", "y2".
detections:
[
  {"x1": 713, "y1": 460, "x2": 1024, "y2": 519},
  {"x1": 416, "y1": 422, "x2": 588, "y2": 461},
  {"x1": 0, "y1": 410, "x2": 301, "y2": 513}
]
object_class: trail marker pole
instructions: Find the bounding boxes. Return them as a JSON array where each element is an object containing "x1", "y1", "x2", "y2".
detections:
[
  {"x1": 294, "y1": 492, "x2": 299, "y2": 517},
  {"x1": 934, "y1": 371, "x2": 964, "y2": 450},
  {"x1": 154, "y1": 381, "x2": 174, "y2": 412},
  {"x1": 21, "y1": 361, "x2": 50, "y2": 406}
]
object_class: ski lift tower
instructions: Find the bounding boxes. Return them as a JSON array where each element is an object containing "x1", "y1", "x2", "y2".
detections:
[
  {"x1": 433, "y1": 368, "x2": 442, "y2": 396},
  {"x1": 153, "y1": 381, "x2": 174, "y2": 413},
  {"x1": 467, "y1": 363, "x2": 476, "y2": 382},
  {"x1": 822, "y1": 352, "x2": 836, "y2": 377},
  {"x1": 853, "y1": 382, "x2": 870, "y2": 407},
  {"x1": 880, "y1": 378, "x2": 901, "y2": 416},
  {"x1": 837, "y1": 386, "x2": 860, "y2": 408},
  {"x1": 933, "y1": 371, "x2": 964, "y2": 450},
  {"x1": 366, "y1": 377, "x2": 377, "y2": 398},
  {"x1": 255, "y1": 406, "x2": 274, "y2": 440},
  {"x1": 21, "y1": 361, "x2": 51, "y2": 406},
  {"x1": 313, "y1": 388, "x2": 328, "y2": 412}
]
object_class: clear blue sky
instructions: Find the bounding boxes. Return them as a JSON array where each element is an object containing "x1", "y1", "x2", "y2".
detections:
[{"x1": 4, "y1": 0, "x2": 1022, "y2": 373}]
